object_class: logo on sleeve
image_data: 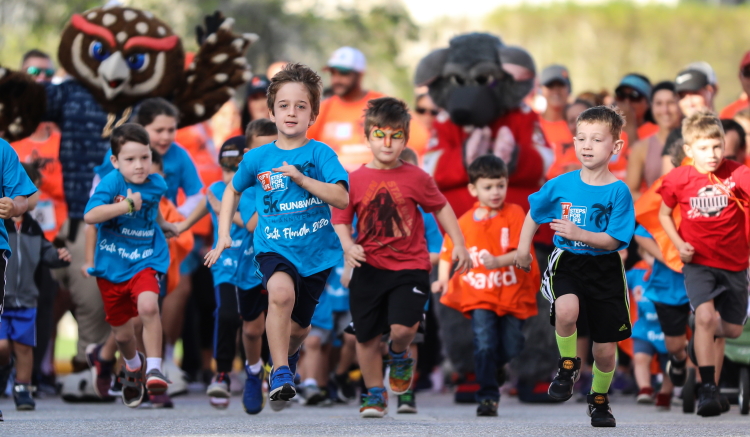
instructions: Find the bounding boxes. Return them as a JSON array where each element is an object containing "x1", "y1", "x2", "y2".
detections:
[
  {"x1": 257, "y1": 171, "x2": 288, "y2": 192},
  {"x1": 560, "y1": 202, "x2": 587, "y2": 226}
]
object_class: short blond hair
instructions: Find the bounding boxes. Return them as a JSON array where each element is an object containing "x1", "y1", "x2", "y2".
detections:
[{"x1": 682, "y1": 111, "x2": 724, "y2": 146}]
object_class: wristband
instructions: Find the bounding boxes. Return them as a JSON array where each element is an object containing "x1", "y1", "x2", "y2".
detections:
[{"x1": 125, "y1": 197, "x2": 135, "y2": 214}]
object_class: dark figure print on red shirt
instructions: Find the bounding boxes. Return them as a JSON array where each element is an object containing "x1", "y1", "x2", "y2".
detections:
[{"x1": 360, "y1": 184, "x2": 410, "y2": 242}]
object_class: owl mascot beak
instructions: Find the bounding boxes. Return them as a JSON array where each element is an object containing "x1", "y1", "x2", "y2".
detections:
[{"x1": 97, "y1": 51, "x2": 130, "y2": 100}]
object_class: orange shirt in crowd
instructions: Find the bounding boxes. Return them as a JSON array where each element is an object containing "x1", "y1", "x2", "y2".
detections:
[
  {"x1": 307, "y1": 90, "x2": 386, "y2": 171},
  {"x1": 539, "y1": 118, "x2": 573, "y2": 180},
  {"x1": 160, "y1": 197, "x2": 194, "y2": 294},
  {"x1": 637, "y1": 122, "x2": 659, "y2": 140},
  {"x1": 439, "y1": 202, "x2": 540, "y2": 320},
  {"x1": 11, "y1": 131, "x2": 67, "y2": 241},
  {"x1": 720, "y1": 96, "x2": 749, "y2": 119},
  {"x1": 546, "y1": 131, "x2": 630, "y2": 181}
]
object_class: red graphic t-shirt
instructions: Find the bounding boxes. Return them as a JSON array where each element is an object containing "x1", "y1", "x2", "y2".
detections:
[
  {"x1": 331, "y1": 162, "x2": 447, "y2": 271},
  {"x1": 658, "y1": 159, "x2": 750, "y2": 272}
]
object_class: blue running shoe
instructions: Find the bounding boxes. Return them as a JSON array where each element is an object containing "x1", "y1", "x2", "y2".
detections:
[
  {"x1": 269, "y1": 366, "x2": 296, "y2": 401},
  {"x1": 288, "y1": 348, "x2": 301, "y2": 377},
  {"x1": 243, "y1": 365, "x2": 266, "y2": 414}
]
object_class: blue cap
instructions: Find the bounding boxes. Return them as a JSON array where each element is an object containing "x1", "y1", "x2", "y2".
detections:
[{"x1": 616, "y1": 75, "x2": 652, "y2": 101}]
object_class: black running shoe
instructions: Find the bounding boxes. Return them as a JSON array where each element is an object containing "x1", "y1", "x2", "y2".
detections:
[
  {"x1": 587, "y1": 392, "x2": 616, "y2": 427},
  {"x1": 696, "y1": 383, "x2": 722, "y2": 417},
  {"x1": 719, "y1": 394, "x2": 730, "y2": 413},
  {"x1": 397, "y1": 390, "x2": 417, "y2": 414},
  {"x1": 667, "y1": 354, "x2": 687, "y2": 387},
  {"x1": 333, "y1": 372, "x2": 356, "y2": 402},
  {"x1": 548, "y1": 357, "x2": 581, "y2": 401},
  {"x1": 476, "y1": 399, "x2": 498, "y2": 417}
]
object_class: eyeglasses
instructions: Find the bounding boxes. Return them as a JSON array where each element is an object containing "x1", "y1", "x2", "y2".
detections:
[
  {"x1": 26, "y1": 66, "x2": 55, "y2": 77},
  {"x1": 616, "y1": 89, "x2": 644, "y2": 102},
  {"x1": 741, "y1": 66, "x2": 750, "y2": 79},
  {"x1": 416, "y1": 107, "x2": 439, "y2": 116}
]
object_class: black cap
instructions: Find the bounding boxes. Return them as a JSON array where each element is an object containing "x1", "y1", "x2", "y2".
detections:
[
  {"x1": 675, "y1": 69, "x2": 709, "y2": 93},
  {"x1": 246, "y1": 74, "x2": 270, "y2": 98},
  {"x1": 219, "y1": 136, "x2": 246, "y2": 163}
]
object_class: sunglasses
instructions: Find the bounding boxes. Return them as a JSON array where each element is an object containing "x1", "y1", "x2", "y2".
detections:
[
  {"x1": 742, "y1": 66, "x2": 750, "y2": 79},
  {"x1": 26, "y1": 66, "x2": 55, "y2": 77},
  {"x1": 416, "y1": 107, "x2": 439, "y2": 116},
  {"x1": 616, "y1": 89, "x2": 644, "y2": 102}
]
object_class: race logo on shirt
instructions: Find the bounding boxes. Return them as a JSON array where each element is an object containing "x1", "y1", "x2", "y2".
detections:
[
  {"x1": 560, "y1": 202, "x2": 587, "y2": 226},
  {"x1": 257, "y1": 171, "x2": 288, "y2": 192},
  {"x1": 689, "y1": 184, "x2": 730, "y2": 218}
]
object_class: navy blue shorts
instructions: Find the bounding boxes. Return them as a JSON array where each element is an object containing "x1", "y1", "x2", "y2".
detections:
[
  {"x1": 255, "y1": 252, "x2": 331, "y2": 328},
  {"x1": 239, "y1": 285, "x2": 268, "y2": 322}
]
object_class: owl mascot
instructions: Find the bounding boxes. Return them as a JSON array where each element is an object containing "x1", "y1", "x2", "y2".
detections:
[{"x1": 0, "y1": 5, "x2": 256, "y2": 402}]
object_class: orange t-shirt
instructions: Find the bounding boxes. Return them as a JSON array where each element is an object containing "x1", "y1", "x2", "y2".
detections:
[
  {"x1": 637, "y1": 122, "x2": 659, "y2": 140},
  {"x1": 439, "y1": 202, "x2": 540, "y2": 320},
  {"x1": 540, "y1": 118, "x2": 573, "y2": 180},
  {"x1": 11, "y1": 131, "x2": 67, "y2": 241},
  {"x1": 307, "y1": 90, "x2": 386, "y2": 171},
  {"x1": 545, "y1": 131, "x2": 630, "y2": 180},
  {"x1": 720, "y1": 96, "x2": 749, "y2": 119},
  {"x1": 160, "y1": 197, "x2": 195, "y2": 294}
]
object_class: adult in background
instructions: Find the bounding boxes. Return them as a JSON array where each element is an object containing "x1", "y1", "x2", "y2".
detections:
[
  {"x1": 307, "y1": 47, "x2": 385, "y2": 171},
  {"x1": 539, "y1": 65, "x2": 573, "y2": 161},
  {"x1": 720, "y1": 51, "x2": 750, "y2": 119},
  {"x1": 615, "y1": 74, "x2": 657, "y2": 142},
  {"x1": 240, "y1": 75, "x2": 271, "y2": 132},
  {"x1": 675, "y1": 67, "x2": 716, "y2": 117}
]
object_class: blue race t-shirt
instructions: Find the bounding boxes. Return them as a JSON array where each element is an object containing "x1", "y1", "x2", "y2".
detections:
[
  {"x1": 85, "y1": 171, "x2": 169, "y2": 283},
  {"x1": 422, "y1": 207, "x2": 443, "y2": 254},
  {"x1": 207, "y1": 181, "x2": 247, "y2": 287},
  {"x1": 634, "y1": 225, "x2": 689, "y2": 306},
  {"x1": 628, "y1": 267, "x2": 667, "y2": 354},
  {"x1": 232, "y1": 140, "x2": 349, "y2": 277},
  {"x1": 236, "y1": 189, "x2": 262, "y2": 290},
  {"x1": 95, "y1": 143, "x2": 203, "y2": 204},
  {"x1": 528, "y1": 170, "x2": 635, "y2": 255},
  {"x1": 0, "y1": 140, "x2": 38, "y2": 256}
]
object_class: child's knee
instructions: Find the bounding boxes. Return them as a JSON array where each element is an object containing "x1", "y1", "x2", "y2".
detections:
[
  {"x1": 268, "y1": 288, "x2": 295, "y2": 308},
  {"x1": 242, "y1": 320, "x2": 264, "y2": 340},
  {"x1": 291, "y1": 323, "x2": 311, "y2": 340},
  {"x1": 138, "y1": 294, "x2": 160, "y2": 318},
  {"x1": 305, "y1": 334, "x2": 322, "y2": 350},
  {"x1": 694, "y1": 307, "x2": 716, "y2": 328},
  {"x1": 555, "y1": 301, "x2": 579, "y2": 325},
  {"x1": 390, "y1": 324, "x2": 417, "y2": 343}
]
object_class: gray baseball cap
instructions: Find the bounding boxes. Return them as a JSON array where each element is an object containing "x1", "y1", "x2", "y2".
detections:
[{"x1": 540, "y1": 64, "x2": 571, "y2": 91}]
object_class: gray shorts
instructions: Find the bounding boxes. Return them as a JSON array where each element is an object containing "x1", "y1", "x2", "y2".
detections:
[{"x1": 682, "y1": 263, "x2": 749, "y2": 326}]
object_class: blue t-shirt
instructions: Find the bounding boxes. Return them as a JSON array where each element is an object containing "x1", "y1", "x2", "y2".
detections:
[
  {"x1": 95, "y1": 143, "x2": 203, "y2": 204},
  {"x1": 236, "y1": 189, "x2": 262, "y2": 290},
  {"x1": 528, "y1": 170, "x2": 635, "y2": 255},
  {"x1": 232, "y1": 140, "x2": 349, "y2": 277},
  {"x1": 85, "y1": 171, "x2": 169, "y2": 283},
  {"x1": 0, "y1": 140, "x2": 38, "y2": 257},
  {"x1": 207, "y1": 181, "x2": 247, "y2": 287},
  {"x1": 628, "y1": 267, "x2": 667, "y2": 354},
  {"x1": 633, "y1": 226, "x2": 689, "y2": 306},
  {"x1": 422, "y1": 207, "x2": 443, "y2": 254}
]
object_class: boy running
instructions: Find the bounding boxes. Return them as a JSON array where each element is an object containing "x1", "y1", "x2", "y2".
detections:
[
  {"x1": 84, "y1": 123, "x2": 178, "y2": 408},
  {"x1": 516, "y1": 106, "x2": 635, "y2": 427},
  {"x1": 658, "y1": 111, "x2": 750, "y2": 417},
  {"x1": 205, "y1": 63, "x2": 349, "y2": 404},
  {"x1": 332, "y1": 97, "x2": 470, "y2": 418}
]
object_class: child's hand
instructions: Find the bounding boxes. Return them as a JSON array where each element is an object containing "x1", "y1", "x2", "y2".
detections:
[
  {"x1": 480, "y1": 253, "x2": 500, "y2": 270},
  {"x1": 204, "y1": 235, "x2": 232, "y2": 267},
  {"x1": 207, "y1": 190, "x2": 221, "y2": 215},
  {"x1": 340, "y1": 270, "x2": 351, "y2": 288},
  {"x1": 431, "y1": 279, "x2": 448, "y2": 295},
  {"x1": 452, "y1": 246, "x2": 472, "y2": 274},
  {"x1": 514, "y1": 251, "x2": 532, "y2": 272},
  {"x1": 550, "y1": 218, "x2": 583, "y2": 242},
  {"x1": 161, "y1": 221, "x2": 179, "y2": 239},
  {"x1": 57, "y1": 247, "x2": 72, "y2": 263},
  {"x1": 80, "y1": 262, "x2": 93, "y2": 278},
  {"x1": 0, "y1": 197, "x2": 14, "y2": 219},
  {"x1": 272, "y1": 161, "x2": 305, "y2": 186},
  {"x1": 345, "y1": 244, "x2": 366, "y2": 268},
  {"x1": 678, "y1": 241, "x2": 695, "y2": 263},
  {"x1": 126, "y1": 189, "x2": 142, "y2": 211}
]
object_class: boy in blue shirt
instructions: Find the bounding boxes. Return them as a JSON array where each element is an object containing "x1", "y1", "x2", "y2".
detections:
[
  {"x1": 205, "y1": 63, "x2": 349, "y2": 404},
  {"x1": 84, "y1": 124, "x2": 179, "y2": 409},
  {"x1": 516, "y1": 106, "x2": 635, "y2": 427}
]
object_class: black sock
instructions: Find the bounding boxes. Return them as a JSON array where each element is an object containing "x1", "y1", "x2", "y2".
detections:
[
  {"x1": 671, "y1": 354, "x2": 686, "y2": 367},
  {"x1": 698, "y1": 366, "x2": 715, "y2": 386}
]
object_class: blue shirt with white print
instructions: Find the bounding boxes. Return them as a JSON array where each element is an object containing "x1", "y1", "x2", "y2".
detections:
[
  {"x1": 207, "y1": 181, "x2": 247, "y2": 287},
  {"x1": 628, "y1": 267, "x2": 667, "y2": 354},
  {"x1": 0, "y1": 140, "x2": 38, "y2": 257},
  {"x1": 237, "y1": 189, "x2": 262, "y2": 290}
]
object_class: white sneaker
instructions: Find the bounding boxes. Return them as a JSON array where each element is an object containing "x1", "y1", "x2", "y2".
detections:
[{"x1": 163, "y1": 360, "x2": 188, "y2": 397}]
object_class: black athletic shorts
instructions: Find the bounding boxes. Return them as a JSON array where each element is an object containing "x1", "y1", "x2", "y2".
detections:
[
  {"x1": 0, "y1": 250, "x2": 7, "y2": 319},
  {"x1": 349, "y1": 262, "x2": 430, "y2": 343},
  {"x1": 682, "y1": 263, "x2": 749, "y2": 326},
  {"x1": 653, "y1": 302, "x2": 691, "y2": 337},
  {"x1": 541, "y1": 248, "x2": 631, "y2": 344},
  {"x1": 255, "y1": 252, "x2": 331, "y2": 328},
  {"x1": 238, "y1": 284, "x2": 268, "y2": 322}
]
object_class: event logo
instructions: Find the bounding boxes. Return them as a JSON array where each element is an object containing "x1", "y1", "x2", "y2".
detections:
[
  {"x1": 561, "y1": 202, "x2": 587, "y2": 226},
  {"x1": 257, "y1": 171, "x2": 288, "y2": 192}
]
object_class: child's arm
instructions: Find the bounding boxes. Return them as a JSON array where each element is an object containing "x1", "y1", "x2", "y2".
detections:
[
  {"x1": 433, "y1": 203, "x2": 471, "y2": 274},
  {"x1": 80, "y1": 225, "x2": 97, "y2": 277},
  {"x1": 431, "y1": 259, "x2": 451, "y2": 295},
  {"x1": 0, "y1": 196, "x2": 29, "y2": 219},
  {"x1": 175, "y1": 197, "x2": 209, "y2": 235},
  {"x1": 515, "y1": 212, "x2": 540, "y2": 272},
  {"x1": 634, "y1": 235, "x2": 666, "y2": 264},
  {"x1": 204, "y1": 182, "x2": 242, "y2": 267},
  {"x1": 272, "y1": 161, "x2": 348, "y2": 210},
  {"x1": 84, "y1": 188, "x2": 140, "y2": 225},
  {"x1": 333, "y1": 223, "x2": 366, "y2": 268},
  {"x1": 156, "y1": 209, "x2": 179, "y2": 239},
  {"x1": 41, "y1": 237, "x2": 71, "y2": 268},
  {"x1": 245, "y1": 212, "x2": 258, "y2": 233},
  {"x1": 481, "y1": 250, "x2": 518, "y2": 270},
  {"x1": 549, "y1": 218, "x2": 620, "y2": 251},
  {"x1": 206, "y1": 189, "x2": 245, "y2": 227},
  {"x1": 658, "y1": 201, "x2": 694, "y2": 263},
  {"x1": 339, "y1": 262, "x2": 353, "y2": 289}
]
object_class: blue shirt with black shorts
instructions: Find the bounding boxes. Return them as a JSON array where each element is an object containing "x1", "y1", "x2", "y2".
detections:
[
  {"x1": 529, "y1": 170, "x2": 635, "y2": 343},
  {"x1": 232, "y1": 140, "x2": 348, "y2": 328},
  {"x1": 236, "y1": 188, "x2": 267, "y2": 322}
]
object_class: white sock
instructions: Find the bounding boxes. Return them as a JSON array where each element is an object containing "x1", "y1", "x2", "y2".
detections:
[
  {"x1": 247, "y1": 359, "x2": 263, "y2": 375},
  {"x1": 146, "y1": 357, "x2": 162, "y2": 373},
  {"x1": 124, "y1": 353, "x2": 142, "y2": 371},
  {"x1": 165, "y1": 344, "x2": 175, "y2": 364},
  {"x1": 303, "y1": 377, "x2": 317, "y2": 387}
]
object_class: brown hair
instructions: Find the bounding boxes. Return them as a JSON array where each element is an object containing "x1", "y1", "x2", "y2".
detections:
[
  {"x1": 467, "y1": 154, "x2": 509, "y2": 184},
  {"x1": 110, "y1": 123, "x2": 150, "y2": 157},
  {"x1": 577, "y1": 105, "x2": 626, "y2": 140},
  {"x1": 245, "y1": 118, "x2": 278, "y2": 149},
  {"x1": 682, "y1": 111, "x2": 724, "y2": 147},
  {"x1": 267, "y1": 63, "x2": 322, "y2": 118},
  {"x1": 364, "y1": 97, "x2": 411, "y2": 141}
]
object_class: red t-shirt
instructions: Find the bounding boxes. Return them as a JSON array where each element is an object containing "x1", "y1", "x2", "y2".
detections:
[
  {"x1": 658, "y1": 160, "x2": 750, "y2": 271},
  {"x1": 331, "y1": 162, "x2": 447, "y2": 271}
]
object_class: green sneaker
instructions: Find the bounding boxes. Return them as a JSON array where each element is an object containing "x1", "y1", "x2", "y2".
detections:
[
  {"x1": 397, "y1": 389, "x2": 417, "y2": 413},
  {"x1": 360, "y1": 387, "x2": 388, "y2": 418},
  {"x1": 387, "y1": 350, "x2": 414, "y2": 395}
]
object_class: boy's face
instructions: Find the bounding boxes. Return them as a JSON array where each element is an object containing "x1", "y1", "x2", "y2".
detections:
[
  {"x1": 111, "y1": 141, "x2": 152, "y2": 184},
  {"x1": 468, "y1": 177, "x2": 508, "y2": 210},
  {"x1": 574, "y1": 122, "x2": 623, "y2": 171},
  {"x1": 271, "y1": 82, "x2": 314, "y2": 139},
  {"x1": 367, "y1": 126, "x2": 407, "y2": 168},
  {"x1": 685, "y1": 137, "x2": 724, "y2": 173},
  {"x1": 248, "y1": 134, "x2": 278, "y2": 150}
]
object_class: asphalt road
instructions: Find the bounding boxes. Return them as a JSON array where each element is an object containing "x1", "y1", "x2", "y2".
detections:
[{"x1": 1, "y1": 391, "x2": 749, "y2": 436}]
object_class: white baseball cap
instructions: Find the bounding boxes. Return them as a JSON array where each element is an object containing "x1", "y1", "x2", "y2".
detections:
[{"x1": 325, "y1": 47, "x2": 366, "y2": 73}]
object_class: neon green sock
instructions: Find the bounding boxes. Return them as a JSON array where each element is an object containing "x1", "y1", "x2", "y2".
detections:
[
  {"x1": 555, "y1": 330, "x2": 577, "y2": 358},
  {"x1": 591, "y1": 362, "x2": 615, "y2": 394}
]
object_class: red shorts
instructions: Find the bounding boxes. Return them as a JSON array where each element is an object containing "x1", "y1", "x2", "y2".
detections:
[{"x1": 97, "y1": 268, "x2": 160, "y2": 327}]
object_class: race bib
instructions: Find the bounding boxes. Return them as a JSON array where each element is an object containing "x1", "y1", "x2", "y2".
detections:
[{"x1": 31, "y1": 199, "x2": 56, "y2": 232}]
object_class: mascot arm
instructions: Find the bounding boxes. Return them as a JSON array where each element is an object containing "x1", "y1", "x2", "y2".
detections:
[
  {"x1": 174, "y1": 16, "x2": 257, "y2": 128},
  {"x1": 0, "y1": 67, "x2": 47, "y2": 142}
]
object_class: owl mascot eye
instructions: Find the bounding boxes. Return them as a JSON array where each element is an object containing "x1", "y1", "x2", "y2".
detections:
[{"x1": 0, "y1": 5, "x2": 257, "y2": 219}]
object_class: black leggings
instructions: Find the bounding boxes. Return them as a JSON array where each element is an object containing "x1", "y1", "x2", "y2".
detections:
[{"x1": 214, "y1": 283, "x2": 242, "y2": 373}]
